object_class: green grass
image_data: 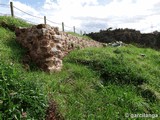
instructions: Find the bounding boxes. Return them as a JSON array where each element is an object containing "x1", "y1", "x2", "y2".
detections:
[
  {"x1": 0, "y1": 16, "x2": 47, "y2": 119},
  {"x1": 0, "y1": 16, "x2": 32, "y2": 28},
  {"x1": 67, "y1": 32, "x2": 92, "y2": 40},
  {"x1": 63, "y1": 46, "x2": 160, "y2": 119},
  {"x1": 0, "y1": 16, "x2": 160, "y2": 119}
]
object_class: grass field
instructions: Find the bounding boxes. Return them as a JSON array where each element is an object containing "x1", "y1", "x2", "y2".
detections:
[{"x1": 0, "y1": 16, "x2": 160, "y2": 119}]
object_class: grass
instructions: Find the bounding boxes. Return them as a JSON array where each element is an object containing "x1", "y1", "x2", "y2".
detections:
[
  {"x1": 0, "y1": 16, "x2": 160, "y2": 119},
  {"x1": 0, "y1": 16, "x2": 32, "y2": 28},
  {"x1": 0, "y1": 16, "x2": 47, "y2": 119},
  {"x1": 67, "y1": 32, "x2": 92, "y2": 40},
  {"x1": 63, "y1": 46, "x2": 160, "y2": 119}
]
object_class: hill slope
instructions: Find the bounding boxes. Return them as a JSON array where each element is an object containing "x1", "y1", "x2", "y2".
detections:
[
  {"x1": 86, "y1": 28, "x2": 160, "y2": 49},
  {"x1": 0, "y1": 16, "x2": 160, "y2": 119}
]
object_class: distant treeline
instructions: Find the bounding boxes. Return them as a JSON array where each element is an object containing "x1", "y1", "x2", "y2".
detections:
[{"x1": 86, "y1": 28, "x2": 160, "y2": 49}]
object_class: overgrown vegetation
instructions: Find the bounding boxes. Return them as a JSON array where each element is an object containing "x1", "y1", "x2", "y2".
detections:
[
  {"x1": 0, "y1": 16, "x2": 160, "y2": 119},
  {"x1": 0, "y1": 16, "x2": 47, "y2": 119},
  {"x1": 63, "y1": 46, "x2": 160, "y2": 119},
  {"x1": 86, "y1": 28, "x2": 160, "y2": 49},
  {"x1": 0, "y1": 16, "x2": 32, "y2": 28}
]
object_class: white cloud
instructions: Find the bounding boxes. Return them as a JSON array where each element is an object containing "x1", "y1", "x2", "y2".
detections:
[
  {"x1": 0, "y1": 1, "x2": 10, "y2": 15},
  {"x1": 41, "y1": 0, "x2": 160, "y2": 33},
  {"x1": 7, "y1": 0, "x2": 43, "y2": 24},
  {"x1": 1, "y1": 0, "x2": 160, "y2": 33},
  {"x1": 9, "y1": 0, "x2": 40, "y2": 16}
]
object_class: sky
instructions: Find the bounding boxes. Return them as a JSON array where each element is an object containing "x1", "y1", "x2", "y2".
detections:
[{"x1": 0, "y1": 0, "x2": 160, "y2": 33}]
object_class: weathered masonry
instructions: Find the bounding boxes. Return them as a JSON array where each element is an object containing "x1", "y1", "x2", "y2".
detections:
[{"x1": 15, "y1": 24, "x2": 102, "y2": 72}]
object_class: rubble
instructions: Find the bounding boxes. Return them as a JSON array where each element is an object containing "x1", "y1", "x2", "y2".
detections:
[
  {"x1": 108, "y1": 41, "x2": 126, "y2": 47},
  {"x1": 15, "y1": 24, "x2": 102, "y2": 72}
]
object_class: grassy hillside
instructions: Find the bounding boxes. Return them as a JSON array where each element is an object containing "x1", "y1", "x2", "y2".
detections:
[
  {"x1": 0, "y1": 16, "x2": 160, "y2": 119},
  {"x1": 67, "y1": 32, "x2": 92, "y2": 40}
]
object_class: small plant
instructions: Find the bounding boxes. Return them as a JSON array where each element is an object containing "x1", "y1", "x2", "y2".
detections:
[{"x1": 0, "y1": 62, "x2": 48, "y2": 119}]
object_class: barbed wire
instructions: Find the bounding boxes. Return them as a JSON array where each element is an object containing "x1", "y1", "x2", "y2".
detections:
[
  {"x1": 13, "y1": 6, "x2": 43, "y2": 20},
  {"x1": 0, "y1": 4, "x2": 10, "y2": 16},
  {"x1": 64, "y1": 24, "x2": 73, "y2": 29},
  {"x1": 0, "y1": 3, "x2": 9, "y2": 6},
  {"x1": 0, "y1": 13, "x2": 10, "y2": 16},
  {"x1": 0, "y1": 3, "x2": 11, "y2": 16},
  {"x1": 46, "y1": 19, "x2": 61, "y2": 25},
  {"x1": 0, "y1": 4, "x2": 10, "y2": 11},
  {"x1": 0, "y1": 3, "x2": 86, "y2": 34},
  {"x1": 14, "y1": 15, "x2": 38, "y2": 25}
]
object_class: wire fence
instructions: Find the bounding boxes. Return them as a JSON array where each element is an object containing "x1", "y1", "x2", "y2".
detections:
[
  {"x1": 0, "y1": 2, "x2": 85, "y2": 34},
  {"x1": 0, "y1": 3, "x2": 9, "y2": 7}
]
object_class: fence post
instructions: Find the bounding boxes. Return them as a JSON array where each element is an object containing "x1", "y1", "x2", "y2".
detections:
[
  {"x1": 10, "y1": 2, "x2": 14, "y2": 17},
  {"x1": 80, "y1": 30, "x2": 82, "y2": 35},
  {"x1": 73, "y1": 26, "x2": 75, "y2": 33},
  {"x1": 44, "y1": 16, "x2": 46, "y2": 24},
  {"x1": 62, "y1": 22, "x2": 64, "y2": 32}
]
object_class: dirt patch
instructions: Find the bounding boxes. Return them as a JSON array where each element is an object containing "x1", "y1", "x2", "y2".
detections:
[
  {"x1": 0, "y1": 21, "x2": 16, "y2": 31},
  {"x1": 46, "y1": 100, "x2": 64, "y2": 120}
]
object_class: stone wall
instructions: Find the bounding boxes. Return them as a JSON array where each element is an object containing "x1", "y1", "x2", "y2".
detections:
[{"x1": 15, "y1": 24, "x2": 102, "y2": 72}]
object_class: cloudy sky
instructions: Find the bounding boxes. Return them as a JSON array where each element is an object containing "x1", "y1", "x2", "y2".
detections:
[{"x1": 0, "y1": 0, "x2": 160, "y2": 33}]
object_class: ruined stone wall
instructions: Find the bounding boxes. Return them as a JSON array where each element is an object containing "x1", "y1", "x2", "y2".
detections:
[{"x1": 15, "y1": 24, "x2": 102, "y2": 72}]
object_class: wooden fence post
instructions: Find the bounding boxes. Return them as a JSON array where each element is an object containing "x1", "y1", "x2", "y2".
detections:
[
  {"x1": 80, "y1": 30, "x2": 82, "y2": 35},
  {"x1": 62, "y1": 22, "x2": 64, "y2": 32},
  {"x1": 44, "y1": 16, "x2": 46, "y2": 24},
  {"x1": 73, "y1": 26, "x2": 75, "y2": 33},
  {"x1": 10, "y1": 2, "x2": 14, "y2": 17}
]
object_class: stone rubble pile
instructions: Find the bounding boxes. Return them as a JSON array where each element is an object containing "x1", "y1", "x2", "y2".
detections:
[
  {"x1": 15, "y1": 24, "x2": 102, "y2": 72},
  {"x1": 108, "y1": 41, "x2": 126, "y2": 47}
]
